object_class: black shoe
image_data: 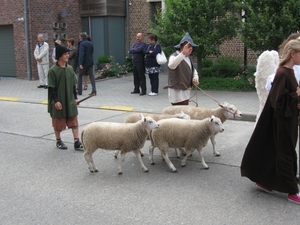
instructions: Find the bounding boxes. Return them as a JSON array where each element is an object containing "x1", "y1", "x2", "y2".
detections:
[
  {"x1": 37, "y1": 85, "x2": 45, "y2": 88},
  {"x1": 131, "y1": 91, "x2": 140, "y2": 94},
  {"x1": 56, "y1": 140, "x2": 68, "y2": 150},
  {"x1": 139, "y1": 93, "x2": 146, "y2": 96},
  {"x1": 89, "y1": 92, "x2": 97, "y2": 96},
  {"x1": 74, "y1": 141, "x2": 84, "y2": 151},
  {"x1": 44, "y1": 85, "x2": 48, "y2": 89}
]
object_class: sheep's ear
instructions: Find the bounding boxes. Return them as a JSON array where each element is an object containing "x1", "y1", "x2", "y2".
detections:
[{"x1": 139, "y1": 113, "x2": 144, "y2": 121}]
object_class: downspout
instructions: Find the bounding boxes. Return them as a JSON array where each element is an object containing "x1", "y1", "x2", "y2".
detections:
[
  {"x1": 126, "y1": 0, "x2": 130, "y2": 51},
  {"x1": 24, "y1": 0, "x2": 31, "y2": 80}
]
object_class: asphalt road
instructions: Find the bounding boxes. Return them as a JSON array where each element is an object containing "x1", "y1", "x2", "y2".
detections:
[{"x1": 1, "y1": 101, "x2": 299, "y2": 225}]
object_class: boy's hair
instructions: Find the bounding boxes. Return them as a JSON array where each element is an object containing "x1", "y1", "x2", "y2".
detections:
[
  {"x1": 279, "y1": 39, "x2": 300, "y2": 66},
  {"x1": 67, "y1": 38, "x2": 74, "y2": 45},
  {"x1": 148, "y1": 34, "x2": 157, "y2": 42}
]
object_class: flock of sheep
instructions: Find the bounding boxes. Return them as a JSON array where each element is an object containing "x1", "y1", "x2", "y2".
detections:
[{"x1": 81, "y1": 103, "x2": 243, "y2": 175}]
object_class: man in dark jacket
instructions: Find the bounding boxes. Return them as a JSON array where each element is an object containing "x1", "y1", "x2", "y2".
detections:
[
  {"x1": 77, "y1": 32, "x2": 97, "y2": 96},
  {"x1": 129, "y1": 33, "x2": 147, "y2": 95}
]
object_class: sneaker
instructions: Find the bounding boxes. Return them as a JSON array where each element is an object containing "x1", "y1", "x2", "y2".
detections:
[
  {"x1": 37, "y1": 85, "x2": 45, "y2": 88},
  {"x1": 74, "y1": 141, "x2": 84, "y2": 151},
  {"x1": 56, "y1": 140, "x2": 68, "y2": 150},
  {"x1": 255, "y1": 183, "x2": 275, "y2": 194},
  {"x1": 44, "y1": 85, "x2": 48, "y2": 89},
  {"x1": 148, "y1": 92, "x2": 157, "y2": 96},
  {"x1": 288, "y1": 193, "x2": 300, "y2": 204}
]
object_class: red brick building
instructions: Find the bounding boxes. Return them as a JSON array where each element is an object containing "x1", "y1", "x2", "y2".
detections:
[{"x1": 0, "y1": 0, "x2": 257, "y2": 80}]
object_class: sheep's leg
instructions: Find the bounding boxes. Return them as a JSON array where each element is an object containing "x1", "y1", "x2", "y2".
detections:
[
  {"x1": 181, "y1": 148, "x2": 193, "y2": 167},
  {"x1": 113, "y1": 150, "x2": 120, "y2": 158},
  {"x1": 133, "y1": 149, "x2": 148, "y2": 172},
  {"x1": 160, "y1": 148, "x2": 177, "y2": 172},
  {"x1": 196, "y1": 147, "x2": 209, "y2": 169},
  {"x1": 210, "y1": 135, "x2": 220, "y2": 156},
  {"x1": 117, "y1": 151, "x2": 127, "y2": 175},
  {"x1": 139, "y1": 149, "x2": 144, "y2": 157},
  {"x1": 174, "y1": 148, "x2": 180, "y2": 158},
  {"x1": 84, "y1": 152, "x2": 98, "y2": 173},
  {"x1": 149, "y1": 145, "x2": 155, "y2": 165},
  {"x1": 179, "y1": 148, "x2": 186, "y2": 156}
]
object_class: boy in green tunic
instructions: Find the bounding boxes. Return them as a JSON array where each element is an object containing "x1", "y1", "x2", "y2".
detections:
[{"x1": 47, "y1": 44, "x2": 83, "y2": 150}]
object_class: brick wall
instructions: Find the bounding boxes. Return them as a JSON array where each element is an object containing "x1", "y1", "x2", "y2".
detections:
[{"x1": 0, "y1": 0, "x2": 81, "y2": 79}]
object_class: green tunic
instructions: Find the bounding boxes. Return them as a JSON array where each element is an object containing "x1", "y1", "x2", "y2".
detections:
[{"x1": 47, "y1": 64, "x2": 78, "y2": 118}]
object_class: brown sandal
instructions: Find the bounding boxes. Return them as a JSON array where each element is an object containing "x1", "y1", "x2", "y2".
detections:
[{"x1": 83, "y1": 85, "x2": 88, "y2": 90}]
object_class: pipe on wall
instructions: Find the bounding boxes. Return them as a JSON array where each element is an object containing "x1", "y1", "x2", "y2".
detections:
[
  {"x1": 126, "y1": 0, "x2": 130, "y2": 51},
  {"x1": 24, "y1": 0, "x2": 32, "y2": 80}
]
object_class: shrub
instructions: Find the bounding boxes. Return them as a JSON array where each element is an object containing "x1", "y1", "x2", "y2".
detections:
[
  {"x1": 206, "y1": 56, "x2": 243, "y2": 78},
  {"x1": 97, "y1": 55, "x2": 112, "y2": 64},
  {"x1": 96, "y1": 56, "x2": 128, "y2": 79},
  {"x1": 125, "y1": 54, "x2": 133, "y2": 72}
]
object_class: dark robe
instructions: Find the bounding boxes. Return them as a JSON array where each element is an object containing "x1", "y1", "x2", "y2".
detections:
[{"x1": 241, "y1": 66, "x2": 299, "y2": 194}]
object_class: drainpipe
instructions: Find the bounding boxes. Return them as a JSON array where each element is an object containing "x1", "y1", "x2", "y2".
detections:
[
  {"x1": 24, "y1": 0, "x2": 32, "y2": 80},
  {"x1": 126, "y1": 0, "x2": 130, "y2": 51}
]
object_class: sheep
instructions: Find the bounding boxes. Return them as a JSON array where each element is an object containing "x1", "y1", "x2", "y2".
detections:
[
  {"x1": 149, "y1": 116, "x2": 224, "y2": 172},
  {"x1": 81, "y1": 114, "x2": 159, "y2": 175},
  {"x1": 162, "y1": 102, "x2": 242, "y2": 156},
  {"x1": 113, "y1": 111, "x2": 190, "y2": 158}
]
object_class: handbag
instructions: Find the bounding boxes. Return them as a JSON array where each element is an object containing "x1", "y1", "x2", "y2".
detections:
[{"x1": 156, "y1": 51, "x2": 167, "y2": 65}]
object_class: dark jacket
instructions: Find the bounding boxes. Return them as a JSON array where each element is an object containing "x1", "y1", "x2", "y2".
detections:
[
  {"x1": 128, "y1": 41, "x2": 146, "y2": 65},
  {"x1": 143, "y1": 43, "x2": 161, "y2": 68},
  {"x1": 78, "y1": 39, "x2": 94, "y2": 67}
]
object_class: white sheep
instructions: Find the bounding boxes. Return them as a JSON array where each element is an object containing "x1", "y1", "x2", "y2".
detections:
[
  {"x1": 81, "y1": 114, "x2": 159, "y2": 175},
  {"x1": 113, "y1": 111, "x2": 190, "y2": 158},
  {"x1": 149, "y1": 116, "x2": 224, "y2": 172},
  {"x1": 162, "y1": 102, "x2": 242, "y2": 156}
]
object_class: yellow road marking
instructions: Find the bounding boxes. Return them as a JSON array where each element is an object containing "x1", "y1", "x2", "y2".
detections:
[
  {"x1": 0, "y1": 96, "x2": 20, "y2": 101},
  {"x1": 41, "y1": 100, "x2": 48, "y2": 104},
  {"x1": 99, "y1": 105, "x2": 134, "y2": 111}
]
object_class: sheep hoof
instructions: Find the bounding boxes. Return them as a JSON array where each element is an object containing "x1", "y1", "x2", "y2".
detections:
[
  {"x1": 144, "y1": 169, "x2": 149, "y2": 173},
  {"x1": 151, "y1": 162, "x2": 155, "y2": 165},
  {"x1": 172, "y1": 169, "x2": 178, "y2": 173},
  {"x1": 214, "y1": 153, "x2": 221, "y2": 157},
  {"x1": 90, "y1": 171, "x2": 94, "y2": 173},
  {"x1": 114, "y1": 155, "x2": 118, "y2": 159},
  {"x1": 176, "y1": 156, "x2": 180, "y2": 158},
  {"x1": 141, "y1": 153, "x2": 144, "y2": 157},
  {"x1": 204, "y1": 167, "x2": 209, "y2": 170},
  {"x1": 118, "y1": 172, "x2": 123, "y2": 175},
  {"x1": 181, "y1": 164, "x2": 186, "y2": 167},
  {"x1": 95, "y1": 169, "x2": 99, "y2": 172}
]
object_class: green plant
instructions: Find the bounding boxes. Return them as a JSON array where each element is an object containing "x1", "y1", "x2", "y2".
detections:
[
  {"x1": 96, "y1": 56, "x2": 128, "y2": 79},
  {"x1": 125, "y1": 54, "x2": 133, "y2": 72},
  {"x1": 97, "y1": 55, "x2": 112, "y2": 64},
  {"x1": 211, "y1": 56, "x2": 243, "y2": 78}
]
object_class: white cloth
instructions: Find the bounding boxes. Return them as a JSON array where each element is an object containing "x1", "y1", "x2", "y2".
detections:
[
  {"x1": 265, "y1": 65, "x2": 300, "y2": 91},
  {"x1": 168, "y1": 51, "x2": 199, "y2": 103},
  {"x1": 52, "y1": 47, "x2": 56, "y2": 63},
  {"x1": 37, "y1": 64, "x2": 49, "y2": 85}
]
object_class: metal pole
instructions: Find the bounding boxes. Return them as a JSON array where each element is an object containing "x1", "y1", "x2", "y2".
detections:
[{"x1": 24, "y1": 0, "x2": 32, "y2": 80}]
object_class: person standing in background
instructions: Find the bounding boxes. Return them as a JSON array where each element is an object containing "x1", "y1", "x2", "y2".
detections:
[
  {"x1": 129, "y1": 33, "x2": 147, "y2": 96},
  {"x1": 143, "y1": 34, "x2": 161, "y2": 96},
  {"x1": 167, "y1": 33, "x2": 199, "y2": 105},
  {"x1": 77, "y1": 32, "x2": 97, "y2": 96},
  {"x1": 34, "y1": 33, "x2": 49, "y2": 89},
  {"x1": 66, "y1": 38, "x2": 77, "y2": 72},
  {"x1": 52, "y1": 39, "x2": 62, "y2": 64}
]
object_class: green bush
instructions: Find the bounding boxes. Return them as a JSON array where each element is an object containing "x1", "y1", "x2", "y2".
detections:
[
  {"x1": 198, "y1": 76, "x2": 255, "y2": 91},
  {"x1": 205, "y1": 56, "x2": 243, "y2": 78},
  {"x1": 202, "y1": 58, "x2": 213, "y2": 68},
  {"x1": 96, "y1": 56, "x2": 128, "y2": 79},
  {"x1": 97, "y1": 55, "x2": 112, "y2": 64},
  {"x1": 125, "y1": 54, "x2": 133, "y2": 72}
]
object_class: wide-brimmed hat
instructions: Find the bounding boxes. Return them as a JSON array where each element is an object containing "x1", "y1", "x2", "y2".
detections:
[
  {"x1": 55, "y1": 44, "x2": 69, "y2": 60},
  {"x1": 174, "y1": 32, "x2": 198, "y2": 52}
]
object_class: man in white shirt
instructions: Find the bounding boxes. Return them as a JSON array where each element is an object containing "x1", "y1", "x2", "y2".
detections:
[{"x1": 34, "y1": 33, "x2": 49, "y2": 89}]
